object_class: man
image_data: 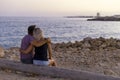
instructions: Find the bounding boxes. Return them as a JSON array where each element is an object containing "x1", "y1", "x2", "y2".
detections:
[
  {"x1": 20, "y1": 25, "x2": 49, "y2": 64},
  {"x1": 20, "y1": 25, "x2": 36, "y2": 64}
]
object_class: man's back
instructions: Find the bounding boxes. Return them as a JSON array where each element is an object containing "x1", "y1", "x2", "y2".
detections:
[{"x1": 20, "y1": 34, "x2": 34, "y2": 63}]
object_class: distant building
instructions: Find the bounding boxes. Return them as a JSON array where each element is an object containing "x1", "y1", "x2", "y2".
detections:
[
  {"x1": 96, "y1": 12, "x2": 100, "y2": 18},
  {"x1": 87, "y1": 13, "x2": 120, "y2": 21}
]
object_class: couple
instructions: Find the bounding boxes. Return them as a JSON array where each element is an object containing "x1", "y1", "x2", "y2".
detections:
[{"x1": 20, "y1": 25, "x2": 56, "y2": 66}]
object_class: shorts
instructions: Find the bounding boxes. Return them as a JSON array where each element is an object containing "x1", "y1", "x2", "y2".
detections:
[
  {"x1": 21, "y1": 59, "x2": 33, "y2": 64},
  {"x1": 33, "y1": 60, "x2": 49, "y2": 66}
]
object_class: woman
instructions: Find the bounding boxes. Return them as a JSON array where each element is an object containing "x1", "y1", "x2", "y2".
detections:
[{"x1": 20, "y1": 28, "x2": 56, "y2": 66}]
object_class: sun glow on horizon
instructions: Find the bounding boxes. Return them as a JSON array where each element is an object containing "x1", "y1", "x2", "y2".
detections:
[{"x1": 0, "y1": 0, "x2": 120, "y2": 17}]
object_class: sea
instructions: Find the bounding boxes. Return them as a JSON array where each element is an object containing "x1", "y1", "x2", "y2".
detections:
[{"x1": 0, "y1": 17, "x2": 120, "y2": 48}]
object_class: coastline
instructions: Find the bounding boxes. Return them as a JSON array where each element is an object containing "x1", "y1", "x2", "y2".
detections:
[{"x1": 1, "y1": 37, "x2": 120, "y2": 79}]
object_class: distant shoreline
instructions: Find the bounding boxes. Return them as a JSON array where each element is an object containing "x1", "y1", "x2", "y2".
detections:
[{"x1": 64, "y1": 16, "x2": 94, "y2": 18}]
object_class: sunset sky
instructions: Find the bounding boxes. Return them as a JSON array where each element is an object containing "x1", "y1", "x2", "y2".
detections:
[{"x1": 0, "y1": 0, "x2": 120, "y2": 17}]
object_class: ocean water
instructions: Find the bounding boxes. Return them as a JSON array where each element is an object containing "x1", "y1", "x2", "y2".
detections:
[{"x1": 0, "y1": 17, "x2": 120, "y2": 48}]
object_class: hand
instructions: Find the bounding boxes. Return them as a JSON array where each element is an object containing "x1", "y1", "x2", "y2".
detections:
[
  {"x1": 19, "y1": 49, "x2": 24, "y2": 53},
  {"x1": 19, "y1": 49, "x2": 22, "y2": 53},
  {"x1": 46, "y1": 38, "x2": 51, "y2": 43},
  {"x1": 48, "y1": 57, "x2": 52, "y2": 59}
]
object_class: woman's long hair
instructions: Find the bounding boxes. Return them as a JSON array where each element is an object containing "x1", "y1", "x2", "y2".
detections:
[{"x1": 33, "y1": 28, "x2": 43, "y2": 41}]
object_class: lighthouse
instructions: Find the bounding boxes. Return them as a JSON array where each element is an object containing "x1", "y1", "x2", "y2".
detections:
[{"x1": 96, "y1": 12, "x2": 100, "y2": 18}]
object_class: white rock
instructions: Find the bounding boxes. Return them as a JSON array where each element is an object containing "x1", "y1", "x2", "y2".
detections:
[
  {"x1": 0, "y1": 47, "x2": 5, "y2": 58},
  {"x1": 82, "y1": 42, "x2": 91, "y2": 48}
]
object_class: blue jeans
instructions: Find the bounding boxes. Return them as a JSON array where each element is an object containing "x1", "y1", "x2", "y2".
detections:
[{"x1": 33, "y1": 60, "x2": 49, "y2": 66}]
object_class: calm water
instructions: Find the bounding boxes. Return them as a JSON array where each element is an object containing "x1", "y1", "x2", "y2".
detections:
[{"x1": 0, "y1": 17, "x2": 120, "y2": 48}]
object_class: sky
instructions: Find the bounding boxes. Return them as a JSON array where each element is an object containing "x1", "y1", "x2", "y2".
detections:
[{"x1": 0, "y1": 0, "x2": 120, "y2": 17}]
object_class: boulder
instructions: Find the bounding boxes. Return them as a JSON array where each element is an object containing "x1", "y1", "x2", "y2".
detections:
[{"x1": 0, "y1": 47, "x2": 5, "y2": 58}]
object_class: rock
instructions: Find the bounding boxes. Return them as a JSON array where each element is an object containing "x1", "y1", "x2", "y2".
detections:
[
  {"x1": 2, "y1": 37, "x2": 120, "y2": 77},
  {"x1": 104, "y1": 70, "x2": 117, "y2": 76},
  {"x1": 83, "y1": 37, "x2": 92, "y2": 42},
  {"x1": 82, "y1": 42, "x2": 91, "y2": 48},
  {"x1": 0, "y1": 47, "x2": 5, "y2": 58}
]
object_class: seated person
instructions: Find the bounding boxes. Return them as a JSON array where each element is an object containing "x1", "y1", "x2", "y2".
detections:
[{"x1": 20, "y1": 28, "x2": 56, "y2": 66}]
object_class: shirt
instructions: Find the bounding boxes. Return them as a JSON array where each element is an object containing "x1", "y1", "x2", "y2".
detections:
[
  {"x1": 20, "y1": 34, "x2": 34, "y2": 59},
  {"x1": 34, "y1": 43, "x2": 48, "y2": 61}
]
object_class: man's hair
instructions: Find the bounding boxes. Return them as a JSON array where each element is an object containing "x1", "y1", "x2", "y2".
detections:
[{"x1": 28, "y1": 25, "x2": 36, "y2": 35}]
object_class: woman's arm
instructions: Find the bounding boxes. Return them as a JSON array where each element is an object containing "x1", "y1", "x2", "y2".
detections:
[
  {"x1": 20, "y1": 44, "x2": 33, "y2": 54},
  {"x1": 47, "y1": 42, "x2": 52, "y2": 59}
]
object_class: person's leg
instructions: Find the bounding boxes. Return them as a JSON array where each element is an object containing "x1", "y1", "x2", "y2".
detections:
[
  {"x1": 33, "y1": 60, "x2": 49, "y2": 66},
  {"x1": 33, "y1": 59, "x2": 56, "y2": 66},
  {"x1": 21, "y1": 59, "x2": 33, "y2": 64}
]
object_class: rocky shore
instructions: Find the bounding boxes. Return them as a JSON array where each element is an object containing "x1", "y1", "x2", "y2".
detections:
[{"x1": 1, "y1": 37, "x2": 120, "y2": 79}]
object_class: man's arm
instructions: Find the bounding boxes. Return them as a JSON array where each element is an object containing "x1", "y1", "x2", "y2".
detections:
[
  {"x1": 33, "y1": 38, "x2": 51, "y2": 47},
  {"x1": 20, "y1": 38, "x2": 51, "y2": 54},
  {"x1": 20, "y1": 44, "x2": 33, "y2": 54}
]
